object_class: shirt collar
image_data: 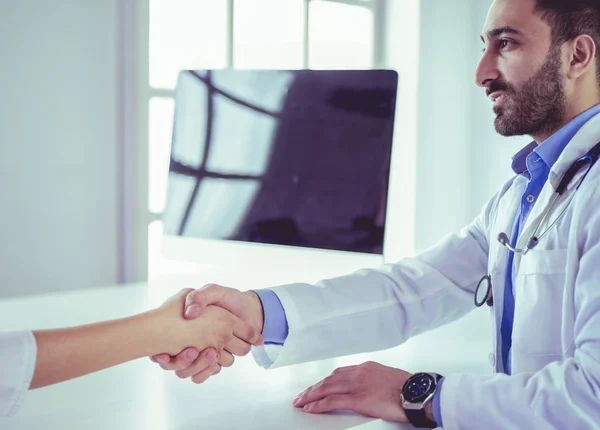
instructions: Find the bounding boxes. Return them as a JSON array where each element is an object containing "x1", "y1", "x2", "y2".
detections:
[
  {"x1": 511, "y1": 103, "x2": 600, "y2": 175},
  {"x1": 511, "y1": 142, "x2": 536, "y2": 175}
]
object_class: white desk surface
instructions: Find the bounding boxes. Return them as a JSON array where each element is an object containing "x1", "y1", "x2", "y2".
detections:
[{"x1": 0, "y1": 267, "x2": 492, "y2": 430}]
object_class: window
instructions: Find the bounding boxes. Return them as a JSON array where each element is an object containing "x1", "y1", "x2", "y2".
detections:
[{"x1": 146, "y1": 0, "x2": 383, "y2": 278}]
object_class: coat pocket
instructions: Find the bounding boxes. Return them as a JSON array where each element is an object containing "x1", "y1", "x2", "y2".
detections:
[{"x1": 512, "y1": 249, "x2": 567, "y2": 356}]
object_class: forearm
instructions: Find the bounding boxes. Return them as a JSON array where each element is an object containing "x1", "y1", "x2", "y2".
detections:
[{"x1": 30, "y1": 310, "x2": 163, "y2": 389}]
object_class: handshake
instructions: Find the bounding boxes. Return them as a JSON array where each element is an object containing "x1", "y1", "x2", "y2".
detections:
[
  {"x1": 28, "y1": 282, "x2": 417, "y2": 424},
  {"x1": 148, "y1": 285, "x2": 264, "y2": 384}
]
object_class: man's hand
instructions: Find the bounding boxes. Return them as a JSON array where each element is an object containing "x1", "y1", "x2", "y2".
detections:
[
  {"x1": 292, "y1": 361, "x2": 412, "y2": 423},
  {"x1": 150, "y1": 284, "x2": 264, "y2": 382},
  {"x1": 183, "y1": 284, "x2": 264, "y2": 333}
]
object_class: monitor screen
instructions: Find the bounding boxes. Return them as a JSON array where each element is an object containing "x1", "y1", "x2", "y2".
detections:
[{"x1": 162, "y1": 69, "x2": 397, "y2": 257}]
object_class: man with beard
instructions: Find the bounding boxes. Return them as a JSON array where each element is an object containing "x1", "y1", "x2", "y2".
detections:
[{"x1": 153, "y1": 0, "x2": 600, "y2": 428}]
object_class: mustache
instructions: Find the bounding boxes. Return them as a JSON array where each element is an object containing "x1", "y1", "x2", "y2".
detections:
[{"x1": 486, "y1": 80, "x2": 512, "y2": 97}]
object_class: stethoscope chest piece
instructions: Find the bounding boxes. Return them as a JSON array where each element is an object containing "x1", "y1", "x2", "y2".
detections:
[{"x1": 475, "y1": 275, "x2": 494, "y2": 307}]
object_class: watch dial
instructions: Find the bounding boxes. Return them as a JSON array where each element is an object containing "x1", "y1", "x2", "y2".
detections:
[{"x1": 403, "y1": 373, "x2": 434, "y2": 402}]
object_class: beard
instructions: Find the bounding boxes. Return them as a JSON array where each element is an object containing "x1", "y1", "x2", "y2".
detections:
[{"x1": 491, "y1": 46, "x2": 566, "y2": 138}]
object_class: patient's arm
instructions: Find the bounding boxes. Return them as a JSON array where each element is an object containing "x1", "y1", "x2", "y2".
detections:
[{"x1": 30, "y1": 289, "x2": 262, "y2": 389}]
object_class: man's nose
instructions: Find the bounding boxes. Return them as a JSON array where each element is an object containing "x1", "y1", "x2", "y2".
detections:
[{"x1": 475, "y1": 50, "x2": 500, "y2": 88}]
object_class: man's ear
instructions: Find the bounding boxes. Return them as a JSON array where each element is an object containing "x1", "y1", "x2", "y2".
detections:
[{"x1": 566, "y1": 34, "x2": 596, "y2": 80}]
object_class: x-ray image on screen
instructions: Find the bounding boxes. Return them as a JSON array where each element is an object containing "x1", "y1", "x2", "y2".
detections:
[{"x1": 162, "y1": 69, "x2": 397, "y2": 255}]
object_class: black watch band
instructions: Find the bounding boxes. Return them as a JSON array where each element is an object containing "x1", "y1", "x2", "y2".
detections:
[{"x1": 406, "y1": 408, "x2": 437, "y2": 428}]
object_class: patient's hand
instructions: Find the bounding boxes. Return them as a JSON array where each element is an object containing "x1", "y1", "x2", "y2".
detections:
[{"x1": 151, "y1": 289, "x2": 263, "y2": 383}]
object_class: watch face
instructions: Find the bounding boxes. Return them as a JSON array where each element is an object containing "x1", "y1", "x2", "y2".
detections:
[{"x1": 402, "y1": 373, "x2": 436, "y2": 403}]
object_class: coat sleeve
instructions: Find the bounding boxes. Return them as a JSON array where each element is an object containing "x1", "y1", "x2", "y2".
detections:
[
  {"x1": 0, "y1": 331, "x2": 37, "y2": 417},
  {"x1": 438, "y1": 179, "x2": 600, "y2": 430},
  {"x1": 251, "y1": 186, "x2": 507, "y2": 369}
]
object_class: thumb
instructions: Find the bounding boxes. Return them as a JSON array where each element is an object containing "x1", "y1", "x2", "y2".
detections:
[
  {"x1": 184, "y1": 284, "x2": 227, "y2": 319},
  {"x1": 150, "y1": 353, "x2": 172, "y2": 365}
]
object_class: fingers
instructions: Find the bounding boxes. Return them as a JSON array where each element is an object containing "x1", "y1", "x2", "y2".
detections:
[
  {"x1": 191, "y1": 362, "x2": 222, "y2": 384},
  {"x1": 293, "y1": 376, "x2": 352, "y2": 408},
  {"x1": 154, "y1": 347, "x2": 201, "y2": 371},
  {"x1": 223, "y1": 336, "x2": 252, "y2": 357},
  {"x1": 300, "y1": 394, "x2": 356, "y2": 414},
  {"x1": 292, "y1": 370, "x2": 357, "y2": 415},
  {"x1": 218, "y1": 350, "x2": 235, "y2": 367},
  {"x1": 184, "y1": 284, "x2": 227, "y2": 319},
  {"x1": 232, "y1": 317, "x2": 264, "y2": 346},
  {"x1": 174, "y1": 347, "x2": 219, "y2": 379},
  {"x1": 332, "y1": 365, "x2": 359, "y2": 375},
  {"x1": 175, "y1": 347, "x2": 236, "y2": 380},
  {"x1": 150, "y1": 353, "x2": 172, "y2": 366}
]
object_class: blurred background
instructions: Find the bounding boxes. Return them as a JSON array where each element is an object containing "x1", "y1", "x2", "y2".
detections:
[{"x1": 0, "y1": 0, "x2": 529, "y2": 299}]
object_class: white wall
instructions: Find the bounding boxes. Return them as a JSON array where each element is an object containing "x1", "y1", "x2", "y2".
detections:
[
  {"x1": 0, "y1": 0, "x2": 122, "y2": 298},
  {"x1": 414, "y1": 0, "x2": 476, "y2": 250},
  {"x1": 381, "y1": 0, "x2": 420, "y2": 261}
]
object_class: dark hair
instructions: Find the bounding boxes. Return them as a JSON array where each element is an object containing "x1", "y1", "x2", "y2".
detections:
[{"x1": 535, "y1": 0, "x2": 600, "y2": 85}]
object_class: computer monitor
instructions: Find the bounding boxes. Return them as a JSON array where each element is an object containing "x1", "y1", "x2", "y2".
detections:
[{"x1": 161, "y1": 69, "x2": 398, "y2": 272}]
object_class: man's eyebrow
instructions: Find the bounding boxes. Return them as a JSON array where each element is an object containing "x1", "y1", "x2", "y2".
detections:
[{"x1": 480, "y1": 26, "x2": 524, "y2": 43}]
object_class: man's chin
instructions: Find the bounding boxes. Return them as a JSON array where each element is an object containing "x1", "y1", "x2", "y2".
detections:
[{"x1": 494, "y1": 116, "x2": 523, "y2": 137}]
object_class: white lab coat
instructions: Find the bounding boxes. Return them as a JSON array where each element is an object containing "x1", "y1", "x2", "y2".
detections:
[
  {"x1": 252, "y1": 113, "x2": 600, "y2": 429},
  {"x1": 0, "y1": 331, "x2": 37, "y2": 417}
]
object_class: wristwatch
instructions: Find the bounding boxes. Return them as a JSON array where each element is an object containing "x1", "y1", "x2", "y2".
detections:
[{"x1": 401, "y1": 372, "x2": 443, "y2": 428}]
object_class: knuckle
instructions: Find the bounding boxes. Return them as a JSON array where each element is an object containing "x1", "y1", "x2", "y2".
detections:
[
  {"x1": 187, "y1": 289, "x2": 201, "y2": 302},
  {"x1": 319, "y1": 381, "x2": 333, "y2": 392},
  {"x1": 202, "y1": 283, "x2": 220, "y2": 292},
  {"x1": 358, "y1": 362, "x2": 373, "y2": 374},
  {"x1": 324, "y1": 375, "x2": 337, "y2": 384}
]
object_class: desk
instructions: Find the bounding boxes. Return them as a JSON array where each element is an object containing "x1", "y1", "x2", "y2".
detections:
[{"x1": 0, "y1": 270, "x2": 491, "y2": 430}]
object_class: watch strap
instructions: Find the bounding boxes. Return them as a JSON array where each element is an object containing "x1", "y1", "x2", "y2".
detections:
[{"x1": 406, "y1": 408, "x2": 437, "y2": 428}]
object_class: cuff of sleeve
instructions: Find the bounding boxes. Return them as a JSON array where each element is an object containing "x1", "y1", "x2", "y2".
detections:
[
  {"x1": 432, "y1": 377, "x2": 444, "y2": 428},
  {"x1": 253, "y1": 289, "x2": 289, "y2": 345},
  {"x1": 0, "y1": 330, "x2": 37, "y2": 417},
  {"x1": 437, "y1": 374, "x2": 465, "y2": 430}
]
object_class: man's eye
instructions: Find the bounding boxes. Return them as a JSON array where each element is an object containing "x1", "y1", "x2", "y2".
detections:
[{"x1": 499, "y1": 39, "x2": 511, "y2": 49}]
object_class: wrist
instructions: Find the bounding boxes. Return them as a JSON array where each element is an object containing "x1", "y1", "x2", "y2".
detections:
[
  {"x1": 244, "y1": 290, "x2": 265, "y2": 333},
  {"x1": 135, "y1": 309, "x2": 174, "y2": 357}
]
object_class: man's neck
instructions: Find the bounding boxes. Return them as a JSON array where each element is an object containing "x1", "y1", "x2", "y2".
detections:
[{"x1": 532, "y1": 99, "x2": 600, "y2": 144}]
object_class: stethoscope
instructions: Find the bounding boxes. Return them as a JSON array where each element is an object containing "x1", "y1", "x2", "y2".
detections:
[{"x1": 474, "y1": 141, "x2": 600, "y2": 308}]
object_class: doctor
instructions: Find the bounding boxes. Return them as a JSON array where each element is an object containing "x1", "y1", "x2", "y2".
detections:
[{"x1": 154, "y1": 0, "x2": 600, "y2": 428}]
